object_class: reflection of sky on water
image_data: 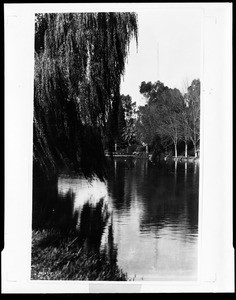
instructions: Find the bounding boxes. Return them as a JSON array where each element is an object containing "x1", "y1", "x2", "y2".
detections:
[
  {"x1": 57, "y1": 176, "x2": 110, "y2": 230},
  {"x1": 58, "y1": 177, "x2": 108, "y2": 209},
  {"x1": 52, "y1": 160, "x2": 199, "y2": 281},
  {"x1": 111, "y1": 200, "x2": 198, "y2": 281}
]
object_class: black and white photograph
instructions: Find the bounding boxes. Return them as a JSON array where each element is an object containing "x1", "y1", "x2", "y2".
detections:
[
  {"x1": 3, "y1": 3, "x2": 233, "y2": 293},
  {"x1": 31, "y1": 9, "x2": 201, "y2": 282}
]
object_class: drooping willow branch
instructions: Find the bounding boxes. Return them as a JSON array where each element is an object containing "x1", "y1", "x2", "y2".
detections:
[{"x1": 34, "y1": 12, "x2": 138, "y2": 180}]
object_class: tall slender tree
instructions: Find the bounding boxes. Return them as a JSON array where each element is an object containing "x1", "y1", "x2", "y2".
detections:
[{"x1": 185, "y1": 79, "x2": 200, "y2": 157}]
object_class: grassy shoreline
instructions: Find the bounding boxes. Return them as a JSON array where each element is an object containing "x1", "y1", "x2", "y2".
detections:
[{"x1": 31, "y1": 229, "x2": 128, "y2": 281}]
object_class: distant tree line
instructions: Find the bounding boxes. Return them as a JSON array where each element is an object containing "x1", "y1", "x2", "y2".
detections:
[{"x1": 119, "y1": 79, "x2": 200, "y2": 159}]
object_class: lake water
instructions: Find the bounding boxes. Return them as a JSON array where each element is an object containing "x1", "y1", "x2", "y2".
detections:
[{"x1": 32, "y1": 158, "x2": 199, "y2": 281}]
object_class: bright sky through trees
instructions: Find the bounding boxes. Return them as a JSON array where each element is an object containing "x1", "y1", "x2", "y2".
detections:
[{"x1": 120, "y1": 8, "x2": 202, "y2": 106}]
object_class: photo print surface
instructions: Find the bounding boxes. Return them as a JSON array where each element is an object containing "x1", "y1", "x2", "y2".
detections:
[{"x1": 31, "y1": 9, "x2": 201, "y2": 281}]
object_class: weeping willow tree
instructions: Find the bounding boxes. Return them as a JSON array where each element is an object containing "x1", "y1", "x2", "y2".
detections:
[{"x1": 33, "y1": 13, "x2": 138, "y2": 181}]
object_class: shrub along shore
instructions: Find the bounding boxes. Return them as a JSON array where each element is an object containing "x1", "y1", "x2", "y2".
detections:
[{"x1": 31, "y1": 229, "x2": 127, "y2": 281}]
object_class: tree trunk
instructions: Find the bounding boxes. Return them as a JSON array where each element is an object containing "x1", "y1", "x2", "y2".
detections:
[
  {"x1": 174, "y1": 142, "x2": 178, "y2": 158},
  {"x1": 185, "y1": 141, "x2": 188, "y2": 157}
]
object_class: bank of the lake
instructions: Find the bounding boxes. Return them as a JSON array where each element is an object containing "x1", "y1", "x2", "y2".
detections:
[{"x1": 31, "y1": 229, "x2": 128, "y2": 281}]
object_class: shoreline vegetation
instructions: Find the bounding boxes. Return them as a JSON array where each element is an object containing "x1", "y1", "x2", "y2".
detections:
[
  {"x1": 31, "y1": 229, "x2": 128, "y2": 281},
  {"x1": 105, "y1": 151, "x2": 199, "y2": 162}
]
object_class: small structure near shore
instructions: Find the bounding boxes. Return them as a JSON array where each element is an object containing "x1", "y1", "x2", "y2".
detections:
[
  {"x1": 164, "y1": 155, "x2": 199, "y2": 162},
  {"x1": 105, "y1": 152, "x2": 149, "y2": 159}
]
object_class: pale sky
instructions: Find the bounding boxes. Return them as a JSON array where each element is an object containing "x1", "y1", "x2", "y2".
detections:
[{"x1": 120, "y1": 8, "x2": 202, "y2": 106}]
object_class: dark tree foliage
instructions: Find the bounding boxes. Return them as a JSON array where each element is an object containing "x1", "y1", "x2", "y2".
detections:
[
  {"x1": 117, "y1": 101, "x2": 127, "y2": 148},
  {"x1": 137, "y1": 81, "x2": 184, "y2": 157},
  {"x1": 33, "y1": 13, "x2": 138, "y2": 180},
  {"x1": 136, "y1": 80, "x2": 200, "y2": 158},
  {"x1": 120, "y1": 94, "x2": 137, "y2": 146}
]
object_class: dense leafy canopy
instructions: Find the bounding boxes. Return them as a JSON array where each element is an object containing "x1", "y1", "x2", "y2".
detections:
[
  {"x1": 33, "y1": 13, "x2": 138, "y2": 180},
  {"x1": 136, "y1": 79, "x2": 200, "y2": 157}
]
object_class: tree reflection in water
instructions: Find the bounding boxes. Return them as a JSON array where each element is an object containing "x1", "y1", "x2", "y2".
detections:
[
  {"x1": 107, "y1": 159, "x2": 199, "y2": 236},
  {"x1": 32, "y1": 175, "x2": 119, "y2": 274},
  {"x1": 106, "y1": 158, "x2": 199, "y2": 280},
  {"x1": 32, "y1": 159, "x2": 199, "y2": 280},
  {"x1": 78, "y1": 198, "x2": 110, "y2": 252}
]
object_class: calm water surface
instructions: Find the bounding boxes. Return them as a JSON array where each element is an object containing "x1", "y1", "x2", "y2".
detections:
[{"x1": 33, "y1": 159, "x2": 199, "y2": 281}]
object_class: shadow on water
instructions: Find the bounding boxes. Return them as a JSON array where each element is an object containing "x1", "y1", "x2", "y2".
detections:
[
  {"x1": 77, "y1": 198, "x2": 110, "y2": 252},
  {"x1": 32, "y1": 184, "x2": 76, "y2": 232}
]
